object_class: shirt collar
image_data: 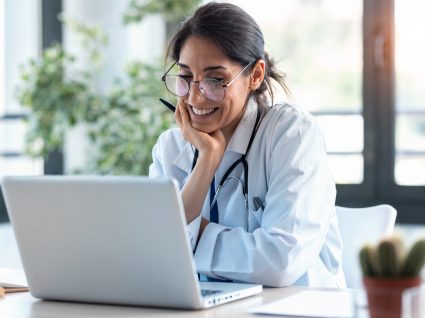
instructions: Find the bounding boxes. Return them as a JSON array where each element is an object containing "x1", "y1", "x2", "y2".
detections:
[{"x1": 173, "y1": 142, "x2": 195, "y2": 174}]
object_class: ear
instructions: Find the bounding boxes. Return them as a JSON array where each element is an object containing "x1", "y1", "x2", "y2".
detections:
[{"x1": 249, "y1": 60, "x2": 266, "y2": 90}]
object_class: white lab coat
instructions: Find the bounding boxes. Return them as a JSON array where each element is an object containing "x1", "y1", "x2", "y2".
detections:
[{"x1": 149, "y1": 98, "x2": 346, "y2": 288}]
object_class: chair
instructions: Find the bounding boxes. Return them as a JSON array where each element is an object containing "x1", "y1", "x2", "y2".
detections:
[{"x1": 336, "y1": 204, "x2": 397, "y2": 289}]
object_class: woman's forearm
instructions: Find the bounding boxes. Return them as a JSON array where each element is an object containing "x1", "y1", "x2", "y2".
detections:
[{"x1": 181, "y1": 153, "x2": 222, "y2": 223}]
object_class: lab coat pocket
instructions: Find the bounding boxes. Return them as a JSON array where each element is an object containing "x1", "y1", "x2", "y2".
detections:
[{"x1": 248, "y1": 203, "x2": 264, "y2": 231}]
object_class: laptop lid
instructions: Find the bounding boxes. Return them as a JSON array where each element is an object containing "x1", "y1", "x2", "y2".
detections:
[{"x1": 1, "y1": 176, "x2": 261, "y2": 309}]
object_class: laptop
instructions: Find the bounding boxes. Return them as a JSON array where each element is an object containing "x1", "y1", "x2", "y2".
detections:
[{"x1": 1, "y1": 176, "x2": 262, "y2": 309}]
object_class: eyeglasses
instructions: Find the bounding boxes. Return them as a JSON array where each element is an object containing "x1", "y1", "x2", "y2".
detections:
[{"x1": 161, "y1": 61, "x2": 253, "y2": 102}]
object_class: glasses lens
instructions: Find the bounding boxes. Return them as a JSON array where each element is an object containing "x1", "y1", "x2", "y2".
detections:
[
  {"x1": 199, "y1": 79, "x2": 224, "y2": 101},
  {"x1": 165, "y1": 75, "x2": 189, "y2": 97}
]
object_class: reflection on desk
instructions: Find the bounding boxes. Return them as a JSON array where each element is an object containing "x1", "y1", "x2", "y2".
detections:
[{"x1": 0, "y1": 287, "x2": 370, "y2": 318}]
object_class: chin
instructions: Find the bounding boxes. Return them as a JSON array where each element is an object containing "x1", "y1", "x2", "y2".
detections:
[{"x1": 192, "y1": 122, "x2": 217, "y2": 134}]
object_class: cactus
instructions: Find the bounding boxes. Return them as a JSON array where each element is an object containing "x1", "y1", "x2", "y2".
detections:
[
  {"x1": 359, "y1": 236, "x2": 425, "y2": 278},
  {"x1": 377, "y1": 237, "x2": 403, "y2": 277},
  {"x1": 400, "y1": 239, "x2": 425, "y2": 277},
  {"x1": 360, "y1": 245, "x2": 379, "y2": 276}
]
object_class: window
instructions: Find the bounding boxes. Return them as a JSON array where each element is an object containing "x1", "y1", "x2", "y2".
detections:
[
  {"x1": 230, "y1": 0, "x2": 425, "y2": 223},
  {"x1": 0, "y1": 0, "x2": 62, "y2": 222}
]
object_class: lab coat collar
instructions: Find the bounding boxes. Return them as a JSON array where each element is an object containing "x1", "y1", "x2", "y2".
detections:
[
  {"x1": 226, "y1": 97, "x2": 259, "y2": 155},
  {"x1": 172, "y1": 97, "x2": 259, "y2": 173}
]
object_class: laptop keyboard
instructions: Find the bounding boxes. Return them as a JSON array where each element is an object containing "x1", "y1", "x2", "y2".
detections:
[{"x1": 201, "y1": 289, "x2": 223, "y2": 297}]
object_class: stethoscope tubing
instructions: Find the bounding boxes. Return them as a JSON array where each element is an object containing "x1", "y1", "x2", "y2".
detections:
[{"x1": 192, "y1": 107, "x2": 263, "y2": 212}]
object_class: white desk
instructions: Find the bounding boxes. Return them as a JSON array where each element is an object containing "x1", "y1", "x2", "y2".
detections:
[{"x1": 0, "y1": 287, "x2": 367, "y2": 318}]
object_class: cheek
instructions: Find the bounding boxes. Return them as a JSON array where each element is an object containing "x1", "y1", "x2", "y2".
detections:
[
  {"x1": 225, "y1": 89, "x2": 250, "y2": 113},
  {"x1": 218, "y1": 97, "x2": 246, "y2": 126},
  {"x1": 231, "y1": 80, "x2": 251, "y2": 101}
]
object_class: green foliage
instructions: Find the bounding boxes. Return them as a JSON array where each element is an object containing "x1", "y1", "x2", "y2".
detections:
[
  {"x1": 359, "y1": 236, "x2": 425, "y2": 278},
  {"x1": 87, "y1": 62, "x2": 174, "y2": 175},
  {"x1": 16, "y1": 14, "x2": 175, "y2": 175},
  {"x1": 123, "y1": 0, "x2": 201, "y2": 24},
  {"x1": 16, "y1": 44, "x2": 97, "y2": 157},
  {"x1": 59, "y1": 14, "x2": 108, "y2": 71}
]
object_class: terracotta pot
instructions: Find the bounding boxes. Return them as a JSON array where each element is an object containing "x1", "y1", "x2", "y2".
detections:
[{"x1": 363, "y1": 276, "x2": 422, "y2": 318}]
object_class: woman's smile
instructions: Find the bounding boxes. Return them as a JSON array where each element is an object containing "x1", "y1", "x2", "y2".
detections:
[{"x1": 190, "y1": 106, "x2": 219, "y2": 116}]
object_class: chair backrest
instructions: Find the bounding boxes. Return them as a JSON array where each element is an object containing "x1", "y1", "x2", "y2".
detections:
[{"x1": 336, "y1": 204, "x2": 397, "y2": 289}]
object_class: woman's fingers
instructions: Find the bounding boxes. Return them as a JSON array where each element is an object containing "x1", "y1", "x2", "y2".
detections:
[
  {"x1": 179, "y1": 102, "x2": 192, "y2": 128},
  {"x1": 174, "y1": 101, "x2": 182, "y2": 126},
  {"x1": 176, "y1": 101, "x2": 196, "y2": 142},
  {"x1": 175, "y1": 100, "x2": 225, "y2": 158},
  {"x1": 210, "y1": 129, "x2": 226, "y2": 147}
]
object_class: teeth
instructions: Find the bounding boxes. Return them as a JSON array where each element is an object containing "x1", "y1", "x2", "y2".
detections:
[{"x1": 192, "y1": 107, "x2": 216, "y2": 116}]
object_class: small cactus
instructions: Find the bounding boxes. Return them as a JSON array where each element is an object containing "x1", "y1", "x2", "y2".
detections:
[
  {"x1": 377, "y1": 237, "x2": 403, "y2": 276},
  {"x1": 400, "y1": 239, "x2": 425, "y2": 277},
  {"x1": 359, "y1": 236, "x2": 425, "y2": 278},
  {"x1": 360, "y1": 245, "x2": 379, "y2": 276}
]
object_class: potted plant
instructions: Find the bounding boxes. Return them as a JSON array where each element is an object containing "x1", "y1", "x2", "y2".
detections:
[{"x1": 359, "y1": 236, "x2": 425, "y2": 318}]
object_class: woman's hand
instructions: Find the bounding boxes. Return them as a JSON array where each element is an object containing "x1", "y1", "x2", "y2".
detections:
[{"x1": 175, "y1": 100, "x2": 226, "y2": 165}]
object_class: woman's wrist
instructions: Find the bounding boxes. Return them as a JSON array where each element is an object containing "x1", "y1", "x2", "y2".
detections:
[
  {"x1": 197, "y1": 150, "x2": 224, "y2": 171},
  {"x1": 197, "y1": 217, "x2": 209, "y2": 245}
]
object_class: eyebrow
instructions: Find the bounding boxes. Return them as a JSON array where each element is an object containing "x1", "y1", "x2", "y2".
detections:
[{"x1": 177, "y1": 63, "x2": 227, "y2": 72}]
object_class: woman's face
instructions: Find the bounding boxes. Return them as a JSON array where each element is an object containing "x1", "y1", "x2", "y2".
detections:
[{"x1": 178, "y1": 36, "x2": 252, "y2": 139}]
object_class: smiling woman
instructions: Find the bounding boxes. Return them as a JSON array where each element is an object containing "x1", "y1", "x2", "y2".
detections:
[
  {"x1": 174, "y1": 36, "x2": 257, "y2": 138},
  {"x1": 149, "y1": 2, "x2": 345, "y2": 288}
]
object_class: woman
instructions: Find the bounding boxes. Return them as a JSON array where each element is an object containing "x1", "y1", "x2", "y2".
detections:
[{"x1": 149, "y1": 2, "x2": 345, "y2": 288}]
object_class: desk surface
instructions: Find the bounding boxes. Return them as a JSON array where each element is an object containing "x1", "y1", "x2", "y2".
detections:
[{"x1": 0, "y1": 287, "x2": 368, "y2": 318}]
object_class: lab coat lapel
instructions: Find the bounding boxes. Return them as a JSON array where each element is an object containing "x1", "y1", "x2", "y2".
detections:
[{"x1": 226, "y1": 98, "x2": 258, "y2": 154}]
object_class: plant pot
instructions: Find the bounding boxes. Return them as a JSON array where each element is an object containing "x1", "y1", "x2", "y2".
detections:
[{"x1": 363, "y1": 276, "x2": 422, "y2": 318}]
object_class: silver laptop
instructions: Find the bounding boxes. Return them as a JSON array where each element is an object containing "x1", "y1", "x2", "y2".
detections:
[{"x1": 1, "y1": 176, "x2": 262, "y2": 309}]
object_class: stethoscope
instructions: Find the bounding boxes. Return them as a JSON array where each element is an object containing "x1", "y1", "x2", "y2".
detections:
[{"x1": 191, "y1": 107, "x2": 263, "y2": 228}]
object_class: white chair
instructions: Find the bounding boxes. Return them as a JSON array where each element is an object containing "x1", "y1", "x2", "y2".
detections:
[{"x1": 336, "y1": 204, "x2": 397, "y2": 289}]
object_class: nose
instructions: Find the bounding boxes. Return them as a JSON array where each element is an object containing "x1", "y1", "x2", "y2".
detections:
[{"x1": 187, "y1": 81, "x2": 205, "y2": 105}]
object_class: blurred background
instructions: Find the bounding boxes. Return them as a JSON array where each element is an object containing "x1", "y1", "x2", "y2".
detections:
[{"x1": 0, "y1": 0, "x2": 424, "y2": 224}]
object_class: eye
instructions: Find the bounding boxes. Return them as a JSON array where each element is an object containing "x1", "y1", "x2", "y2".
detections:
[
  {"x1": 205, "y1": 78, "x2": 224, "y2": 83},
  {"x1": 177, "y1": 74, "x2": 192, "y2": 81}
]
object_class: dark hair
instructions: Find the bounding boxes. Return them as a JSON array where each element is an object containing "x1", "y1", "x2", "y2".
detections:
[{"x1": 166, "y1": 2, "x2": 289, "y2": 109}]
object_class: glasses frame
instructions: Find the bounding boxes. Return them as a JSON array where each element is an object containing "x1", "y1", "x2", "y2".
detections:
[{"x1": 161, "y1": 61, "x2": 253, "y2": 102}]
